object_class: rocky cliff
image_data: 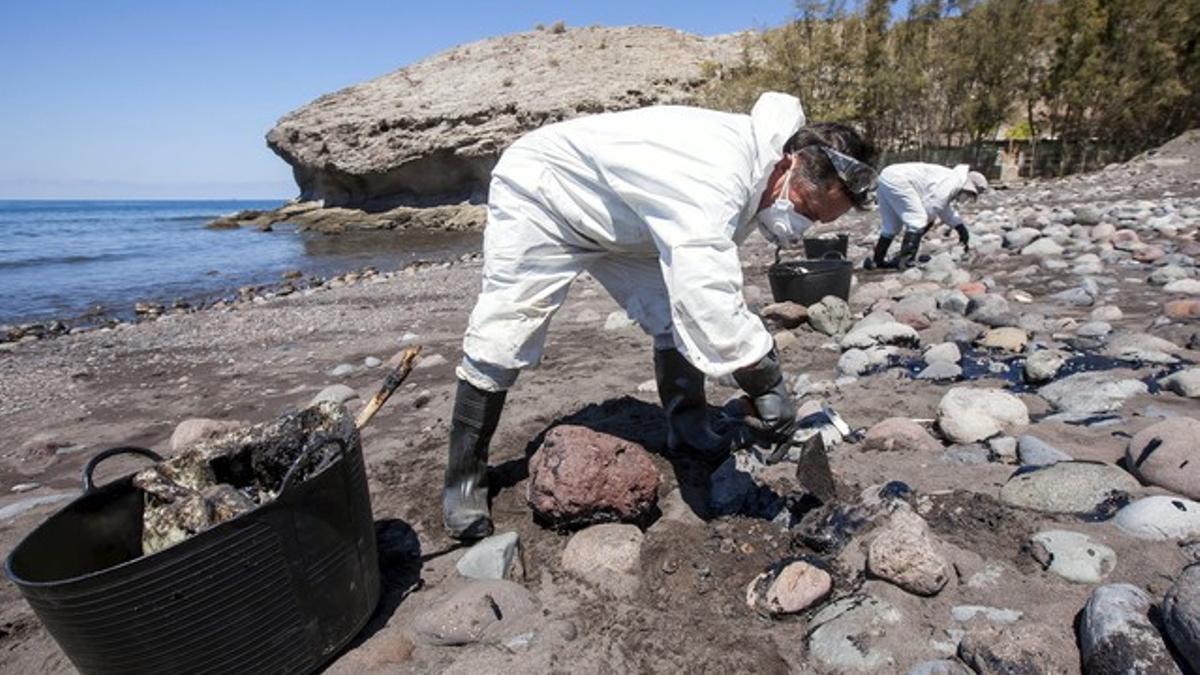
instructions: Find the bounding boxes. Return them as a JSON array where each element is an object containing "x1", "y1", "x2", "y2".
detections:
[{"x1": 266, "y1": 25, "x2": 742, "y2": 208}]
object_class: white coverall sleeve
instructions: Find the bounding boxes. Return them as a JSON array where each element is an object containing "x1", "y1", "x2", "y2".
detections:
[
  {"x1": 936, "y1": 203, "x2": 964, "y2": 228},
  {"x1": 613, "y1": 175, "x2": 773, "y2": 377}
]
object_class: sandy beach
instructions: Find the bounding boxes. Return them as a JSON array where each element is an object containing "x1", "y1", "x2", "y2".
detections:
[{"x1": 0, "y1": 135, "x2": 1199, "y2": 673}]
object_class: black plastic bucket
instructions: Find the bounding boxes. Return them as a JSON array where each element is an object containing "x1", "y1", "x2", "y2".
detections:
[
  {"x1": 768, "y1": 258, "x2": 853, "y2": 306},
  {"x1": 802, "y1": 234, "x2": 849, "y2": 260},
  {"x1": 5, "y1": 436, "x2": 379, "y2": 675}
]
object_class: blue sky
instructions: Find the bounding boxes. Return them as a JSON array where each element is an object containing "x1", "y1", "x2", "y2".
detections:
[{"x1": 0, "y1": 1, "x2": 805, "y2": 200}]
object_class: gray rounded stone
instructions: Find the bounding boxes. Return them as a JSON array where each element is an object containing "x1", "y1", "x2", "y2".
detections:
[
  {"x1": 999, "y1": 461, "x2": 1140, "y2": 514},
  {"x1": 1163, "y1": 564, "x2": 1200, "y2": 674},
  {"x1": 1114, "y1": 496, "x2": 1200, "y2": 540},
  {"x1": 1017, "y1": 435, "x2": 1073, "y2": 466},
  {"x1": 1028, "y1": 530, "x2": 1116, "y2": 583},
  {"x1": 1079, "y1": 584, "x2": 1181, "y2": 674}
]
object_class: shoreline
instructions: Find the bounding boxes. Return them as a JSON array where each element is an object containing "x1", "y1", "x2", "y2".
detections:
[{"x1": 0, "y1": 246, "x2": 483, "y2": 347}]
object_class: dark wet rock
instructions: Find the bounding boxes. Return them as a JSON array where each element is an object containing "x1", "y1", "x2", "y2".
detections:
[
  {"x1": 745, "y1": 558, "x2": 832, "y2": 616},
  {"x1": 1126, "y1": 417, "x2": 1200, "y2": 500},
  {"x1": 1079, "y1": 583, "x2": 1182, "y2": 674},
  {"x1": 862, "y1": 418, "x2": 942, "y2": 454},
  {"x1": 526, "y1": 425, "x2": 660, "y2": 528},
  {"x1": 1163, "y1": 564, "x2": 1200, "y2": 674},
  {"x1": 409, "y1": 579, "x2": 541, "y2": 646},
  {"x1": 999, "y1": 461, "x2": 1140, "y2": 514},
  {"x1": 1017, "y1": 435, "x2": 1073, "y2": 466}
]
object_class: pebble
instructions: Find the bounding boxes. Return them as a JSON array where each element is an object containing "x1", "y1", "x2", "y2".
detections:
[
  {"x1": 1114, "y1": 496, "x2": 1200, "y2": 540},
  {"x1": 0, "y1": 493, "x2": 74, "y2": 521},
  {"x1": 328, "y1": 363, "x2": 356, "y2": 377},
  {"x1": 170, "y1": 417, "x2": 246, "y2": 452},
  {"x1": 1161, "y1": 369, "x2": 1200, "y2": 398},
  {"x1": 603, "y1": 311, "x2": 638, "y2": 331},
  {"x1": 907, "y1": 660, "x2": 973, "y2": 675},
  {"x1": 867, "y1": 509, "x2": 951, "y2": 596},
  {"x1": 1021, "y1": 238, "x2": 1064, "y2": 257},
  {"x1": 363, "y1": 356, "x2": 382, "y2": 368},
  {"x1": 744, "y1": 559, "x2": 832, "y2": 616},
  {"x1": 456, "y1": 531, "x2": 522, "y2": 581},
  {"x1": 760, "y1": 302, "x2": 808, "y2": 329},
  {"x1": 309, "y1": 384, "x2": 359, "y2": 407},
  {"x1": 841, "y1": 321, "x2": 920, "y2": 349},
  {"x1": 1038, "y1": 371, "x2": 1149, "y2": 416},
  {"x1": 1027, "y1": 530, "x2": 1116, "y2": 583},
  {"x1": 561, "y1": 523, "x2": 643, "y2": 598},
  {"x1": 1165, "y1": 279, "x2": 1200, "y2": 295},
  {"x1": 924, "y1": 342, "x2": 961, "y2": 364},
  {"x1": 807, "y1": 296, "x2": 853, "y2": 336},
  {"x1": 1090, "y1": 305, "x2": 1124, "y2": 321},
  {"x1": 978, "y1": 327, "x2": 1028, "y2": 352},
  {"x1": 917, "y1": 362, "x2": 962, "y2": 381},
  {"x1": 1075, "y1": 320, "x2": 1112, "y2": 337},
  {"x1": 987, "y1": 436, "x2": 1018, "y2": 463},
  {"x1": 1079, "y1": 584, "x2": 1181, "y2": 674},
  {"x1": 1023, "y1": 350, "x2": 1065, "y2": 383},
  {"x1": 861, "y1": 418, "x2": 942, "y2": 454},
  {"x1": 409, "y1": 580, "x2": 539, "y2": 646},
  {"x1": 1163, "y1": 564, "x2": 1200, "y2": 673},
  {"x1": 10, "y1": 483, "x2": 39, "y2": 493},
  {"x1": 999, "y1": 461, "x2": 1140, "y2": 514},
  {"x1": 414, "y1": 353, "x2": 448, "y2": 369},
  {"x1": 1126, "y1": 417, "x2": 1200, "y2": 500},
  {"x1": 937, "y1": 387, "x2": 1030, "y2": 444},
  {"x1": 808, "y1": 595, "x2": 902, "y2": 671},
  {"x1": 950, "y1": 605, "x2": 1023, "y2": 624},
  {"x1": 1016, "y1": 434, "x2": 1073, "y2": 466}
]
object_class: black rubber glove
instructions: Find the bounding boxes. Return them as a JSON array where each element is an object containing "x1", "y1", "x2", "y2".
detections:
[
  {"x1": 733, "y1": 349, "x2": 797, "y2": 444},
  {"x1": 955, "y1": 224, "x2": 970, "y2": 252}
]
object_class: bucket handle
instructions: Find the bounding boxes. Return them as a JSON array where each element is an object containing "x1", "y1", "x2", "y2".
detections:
[
  {"x1": 820, "y1": 250, "x2": 845, "y2": 260},
  {"x1": 278, "y1": 436, "x2": 347, "y2": 493},
  {"x1": 82, "y1": 446, "x2": 164, "y2": 492}
]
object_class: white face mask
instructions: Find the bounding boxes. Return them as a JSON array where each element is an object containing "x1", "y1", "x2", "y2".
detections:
[{"x1": 757, "y1": 168, "x2": 814, "y2": 247}]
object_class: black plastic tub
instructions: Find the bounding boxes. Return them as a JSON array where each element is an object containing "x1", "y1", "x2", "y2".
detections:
[
  {"x1": 5, "y1": 439, "x2": 379, "y2": 675},
  {"x1": 802, "y1": 234, "x2": 849, "y2": 260},
  {"x1": 768, "y1": 258, "x2": 853, "y2": 305}
]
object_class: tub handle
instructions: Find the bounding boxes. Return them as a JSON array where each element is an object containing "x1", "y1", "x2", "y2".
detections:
[
  {"x1": 820, "y1": 250, "x2": 845, "y2": 260},
  {"x1": 279, "y1": 436, "x2": 347, "y2": 493},
  {"x1": 82, "y1": 446, "x2": 164, "y2": 492}
]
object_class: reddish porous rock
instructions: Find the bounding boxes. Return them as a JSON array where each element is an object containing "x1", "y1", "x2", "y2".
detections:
[
  {"x1": 1166, "y1": 299, "x2": 1200, "y2": 321},
  {"x1": 527, "y1": 425, "x2": 661, "y2": 528},
  {"x1": 958, "y1": 281, "x2": 987, "y2": 297}
]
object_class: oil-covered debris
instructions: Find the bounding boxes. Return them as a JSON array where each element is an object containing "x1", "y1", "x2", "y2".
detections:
[{"x1": 133, "y1": 402, "x2": 358, "y2": 555}]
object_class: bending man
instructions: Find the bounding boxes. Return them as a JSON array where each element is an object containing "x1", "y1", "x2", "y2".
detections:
[
  {"x1": 865, "y1": 162, "x2": 988, "y2": 270},
  {"x1": 444, "y1": 92, "x2": 877, "y2": 539}
]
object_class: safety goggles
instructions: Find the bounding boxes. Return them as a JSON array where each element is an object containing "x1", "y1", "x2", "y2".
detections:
[{"x1": 817, "y1": 145, "x2": 877, "y2": 208}]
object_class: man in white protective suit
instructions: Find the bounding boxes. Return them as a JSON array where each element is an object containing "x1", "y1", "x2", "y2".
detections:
[
  {"x1": 864, "y1": 161, "x2": 989, "y2": 270},
  {"x1": 443, "y1": 91, "x2": 878, "y2": 539}
]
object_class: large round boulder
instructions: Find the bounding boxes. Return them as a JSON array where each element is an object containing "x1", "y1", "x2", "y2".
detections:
[{"x1": 527, "y1": 424, "x2": 661, "y2": 528}]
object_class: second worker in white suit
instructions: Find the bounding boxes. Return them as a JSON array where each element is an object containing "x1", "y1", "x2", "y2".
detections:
[
  {"x1": 865, "y1": 161, "x2": 988, "y2": 270},
  {"x1": 443, "y1": 92, "x2": 878, "y2": 539}
]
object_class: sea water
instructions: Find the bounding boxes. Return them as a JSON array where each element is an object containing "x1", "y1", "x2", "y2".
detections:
[{"x1": 0, "y1": 200, "x2": 481, "y2": 325}]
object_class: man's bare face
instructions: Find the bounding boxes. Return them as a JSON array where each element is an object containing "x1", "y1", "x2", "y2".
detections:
[{"x1": 793, "y1": 179, "x2": 854, "y2": 223}]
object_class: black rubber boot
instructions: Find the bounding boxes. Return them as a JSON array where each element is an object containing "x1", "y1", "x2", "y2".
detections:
[
  {"x1": 654, "y1": 348, "x2": 730, "y2": 462},
  {"x1": 865, "y1": 235, "x2": 894, "y2": 270},
  {"x1": 443, "y1": 379, "x2": 507, "y2": 540},
  {"x1": 896, "y1": 230, "x2": 924, "y2": 270}
]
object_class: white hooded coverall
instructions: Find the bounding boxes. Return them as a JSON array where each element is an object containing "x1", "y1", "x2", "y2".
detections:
[
  {"x1": 457, "y1": 92, "x2": 806, "y2": 392},
  {"x1": 876, "y1": 162, "x2": 972, "y2": 238}
]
